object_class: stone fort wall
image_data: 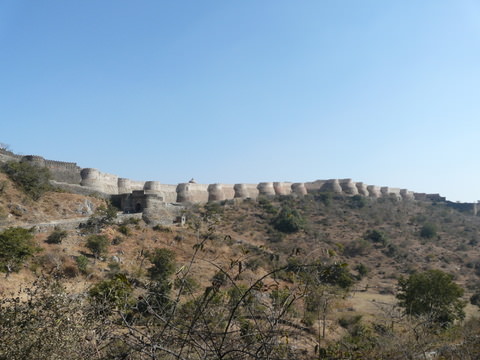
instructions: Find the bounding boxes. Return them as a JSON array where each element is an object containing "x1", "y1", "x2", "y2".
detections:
[{"x1": 0, "y1": 149, "x2": 447, "y2": 206}]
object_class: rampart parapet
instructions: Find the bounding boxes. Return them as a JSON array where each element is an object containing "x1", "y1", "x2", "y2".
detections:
[
  {"x1": 118, "y1": 178, "x2": 145, "y2": 194},
  {"x1": 176, "y1": 183, "x2": 209, "y2": 203},
  {"x1": 274, "y1": 182, "x2": 293, "y2": 196},
  {"x1": 367, "y1": 185, "x2": 382, "y2": 198},
  {"x1": 257, "y1": 182, "x2": 276, "y2": 196},
  {"x1": 291, "y1": 183, "x2": 307, "y2": 196},
  {"x1": 339, "y1": 179, "x2": 358, "y2": 195},
  {"x1": 304, "y1": 180, "x2": 325, "y2": 192},
  {"x1": 0, "y1": 148, "x2": 458, "y2": 217},
  {"x1": 400, "y1": 189, "x2": 415, "y2": 200},
  {"x1": 320, "y1": 179, "x2": 342, "y2": 193},
  {"x1": 355, "y1": 182, "x2": 369, "y2": 196},
  {"x1": 234, "y1": 184, "x2": 259, "y2": 199},
  {"x1": 80, "y1": 168, "x2": 119, "y2": 194}
]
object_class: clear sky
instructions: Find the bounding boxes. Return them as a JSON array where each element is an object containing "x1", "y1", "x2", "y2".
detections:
[{"x1": 1, "y1": 1, "x2": 479, "y2": 202}]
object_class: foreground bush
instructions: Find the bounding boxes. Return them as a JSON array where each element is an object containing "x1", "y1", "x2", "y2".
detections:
[
  {"x1": 397, "y1": 269, "x2": 465, "y2": 326},
  {"x1": 0, "y1": 227, "x2": 38, "y2": 273},
  {"x1": 2, "y1": 161, "x2": 51, "y2": 200}
]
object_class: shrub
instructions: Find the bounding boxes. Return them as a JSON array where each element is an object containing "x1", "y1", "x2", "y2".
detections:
[
  {"x1": 117, "y1": 225, "x2": 131, "y2": 236},
  {"x1": 89, "y1": 274, "x2": 132, "y2": 309},
  {"x1": 470, "y1": 291, "x2": 480, "y2": 308},
  {"x1": 315, "y1": 192, "x2": 332, "y2": 206},
  {"x1": 271, "y1": 206, "x2": 305, "y2": 233},
  {"x1": 46, "y1": 228, "x2": 68, "y2": 244},
  {"x1": 75, "y1": 255, "x2": 89, "y2": 274},
  {"x1": 397, "y1": 269, "x2": 465, "y2": 326},
  {"x1": 82, "y1": 203, "x2": 118, "y2": 232},
  {"x1": 349, "y1": 195, "x2": 366, "y2": 209},
  {"x1": 86, "y1": 235, "x2": 110, "y2": 258},
  {"x1": 420, "y1": 223, "x2": 437, "y2": 239},
  {"x1": 147, "y1": 248, "x2": 176, "y2": 281},
  {"x1": 344, "y1": 239, "x2": 371, "y2": 257},
  {"x1": 355, "y1": 263, "x2": 369, "y2": 279},
  {"x1": 2, "y1": 161, "x2": 51, "y2": 200},
  {"x1": 0, "y1": 227, "x2": 38, "y2": 272},
  {"x1": 364, "y1": 229, "x2": 388, "y2": 246},
  {"x1": 152, "y1": 224, "x2": 172, "y2": 233}
]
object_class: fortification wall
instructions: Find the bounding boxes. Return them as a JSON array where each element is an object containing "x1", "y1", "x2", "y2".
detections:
[
  {"x1": 274, "y1": 182, "x2": 293, "y2": 196},
  {"x1": 80, "y1": 168, "x2": 119, "y2": 194},
  {"x1": 339, "y1": 179, "x2": 358, "y2": 195},
  {"x1": 144, "y1": 182, "x2": 178, "y2": 203},
  {"x1": 400, "y1": 189, "x2": 415, "y2": 200},
  {"x1": 291, "y1": 183, "x2": 307, "y2": 196},
  {"x1": 367, "y1": 185, "x2": 382, "y2": 198},
  {"x1": 44, "y1": 159, "x2": 82, "y2": 184},
  {"x1": 0, "y1": 148, "x2": 454, "y2": 211},
  {"x1": 320, "y1": 179, "x2": 342, "y2": 193},
  {"x1": 234, "y1": 184, "x2": 259, "y2": 199},
  {"x1": 304, "y1": 180, "x2": 325, "y2": 192},
  {"x1": 355, "y1": 182, "x2": 369, "y2": 196},
  {"x1": 20, "y1": 155, "x2": 82, "y2": 184},
  {"x1": 257, "y1": 182, "x2": 276, "y2": 196},
  {"x1": 176, "y1": 183, "x2": 209, "y2": 203},
  {"x1": 118, "y1": 178, "x2": 145, "y2": 194}
]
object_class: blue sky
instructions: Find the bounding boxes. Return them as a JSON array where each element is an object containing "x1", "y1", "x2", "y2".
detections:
[{"x1": 1, "y1": 1, "x2": 480, "y2": 202}]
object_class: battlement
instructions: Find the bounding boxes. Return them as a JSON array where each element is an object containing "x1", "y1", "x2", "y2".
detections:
[{"x1": 0, "y1": 148, "x2": 456, "y2": 212}]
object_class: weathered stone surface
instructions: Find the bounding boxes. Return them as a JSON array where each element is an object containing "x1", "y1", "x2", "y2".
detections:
[
  {"x1": 142, "y1": 200, "x2": 184, "y2": 226},
  {"x1": 304, "y1": 180, "x2": 326, "y2": 193},
  {"x1": 367, "y1": 185, "x2": 382, "y2": 198},
  {"x1": 291, "y1": 183, "x2": 307, "y2": 196},
  {"x1": 320, "y1": 179, "x2": 342, "y2": 193},
  {"x1": 400, "y1": 189, "x2": 415, "y2": 200},
  {"x1": 208, "y1": 184, "x2": 225, "y2": 202},
  {"x1": 355, "y1": 182, "x2": 369, "y2": 196},
  {"x1": 339, "y1": 178, "x2": 358, "y2": 195},
  {"x1": 119, "y1": 178, "x2": 145, "y2": 194},
  {"x1": 234, "y1": 184, "x2": 259, "y2": 199},
  {"x1": 273, "y1": 182, "x2": 293, "y2": 195},
  {"x1": 257, "y1": 182, "x2": 276, "y2": 196},
  {"x1": 143, "y1": 182, "x2": 177, "y2": 203},
  {"x1": 176, "y1": 183, "x2": 209, "y2": 203},
  {"x1": 80, "y1": 168, "x2": 118, "y2": 194}
]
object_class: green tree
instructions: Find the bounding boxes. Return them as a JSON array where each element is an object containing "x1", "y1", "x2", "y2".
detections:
[
  {"x1": 272, "y1": 205, "x2": 305, "y2": 233},
  {"x1": 396, "y1": 269, "x2": 465, "y2": 326},
  {"x1": 86, "y1": 235, "x2": 110, "y2": 258},
  {"x1": 89, "y1": 274, "x2": 133, "y2": 310},
  {"x1": 0, "y1": 227, "x2": 38, "y2": 272},
  {"x1": 147, "y1": 248, "x2": 176, "y2": 281},
  {"x1": 2, "y1": 161, "x2": 51, "y2": 200}
]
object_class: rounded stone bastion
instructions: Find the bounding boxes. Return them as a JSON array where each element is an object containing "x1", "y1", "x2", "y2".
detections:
[
  {"x1": 21, "y1": 155, "x2": 46, "y2": 167},
  {"x1": 291, "y1": 183, "x2": 307, "y2": 196},
  {"x1": 257, "y1": 182, "x2": 276, "y2": 196},
  {"x1": 208, "y1": 184, "x2": 225, "y2": 202},
  {"x1": 367, "y1": 185, "x2": 382, "y2": 198},
  {"x1": 320, "y1": 179, "x2": 342, "y2": 193},
  {"x1": 355, "y1": 182, "x2": 369, "y2": 196},
  {"x1": 144, "y1": 181, "x2": 163, "y2": 192},
  {"x1": 176, "y1": 183, "x2": 209, "y2": 203},
  {"x1": 80, "y1": 168, "x2": 119, "y2": 194},
  {"x1": 118, "y1": 178, "x2": 145, "y2": 194},
  {"x1": 273, "y1": 182, "x2": 293, "y2": 196},
  {"x1": 339, "y1": 179, "x2": 358, "y2": 195},
  {"x1": 234, "y1": 184, "x2": 259, "y2": 199}
]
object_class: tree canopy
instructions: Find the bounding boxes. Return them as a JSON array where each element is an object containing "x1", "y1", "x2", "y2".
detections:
[{"x1": 396, "y1": 269, "x2": 465, "y2": 326}]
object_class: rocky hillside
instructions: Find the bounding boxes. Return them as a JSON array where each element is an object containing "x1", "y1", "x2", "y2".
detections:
[{"x1": 0, "y1": 164, "x2": 479, "y2": 359}]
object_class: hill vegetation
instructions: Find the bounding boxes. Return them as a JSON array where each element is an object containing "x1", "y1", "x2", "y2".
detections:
[{"x1": 0, "y1": 165, "x2": 479, "y2": 359}]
